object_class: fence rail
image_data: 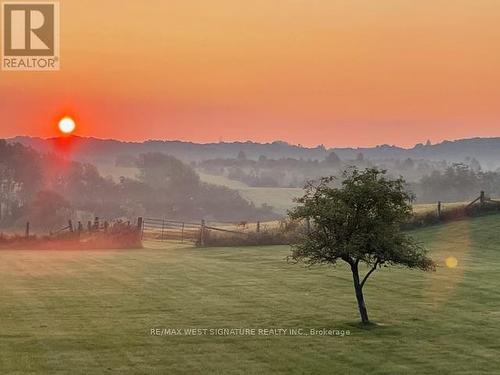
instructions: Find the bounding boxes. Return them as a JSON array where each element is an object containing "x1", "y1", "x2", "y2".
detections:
[
  {"x1": 140, "y1": 217, "x2": 279, "y2": 245},
  {"x1": 141, "y1": 218, "x2": 202, "y2": 243}
]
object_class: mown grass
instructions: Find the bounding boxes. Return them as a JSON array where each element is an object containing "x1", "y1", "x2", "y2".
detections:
[{"x1": 1, "y1": 215, "x2": 500, "y2": 374}]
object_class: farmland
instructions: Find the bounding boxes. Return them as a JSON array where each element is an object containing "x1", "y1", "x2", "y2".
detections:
[
  {"x1": 1, "y1": 215, "x2": 500, "y2": 374},
  {"x1": 198, "y1": 172, "x2": 303, "y2": 215}
]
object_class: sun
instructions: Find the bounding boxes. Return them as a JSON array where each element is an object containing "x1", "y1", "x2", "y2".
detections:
[{"x1": 58, "y1": 117, "x2": 76, "y2": 134}]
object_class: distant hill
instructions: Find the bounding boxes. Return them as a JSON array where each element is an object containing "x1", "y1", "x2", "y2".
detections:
[
  {"x1": 7, "y1": 136, "x2": 500, "y2": 169},
  {"x1": 335, "y1": 138, "x2": 500, "y2": 168},
  {"x1": 7, "y1": 136, "x2": 329, "y2": 163}
]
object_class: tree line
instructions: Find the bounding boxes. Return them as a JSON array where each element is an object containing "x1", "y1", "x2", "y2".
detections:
[
  {"x1": 411, "y1": 163, "x2": 500, "y2": 203},
  {"x1": 0, "y1": 140, "x2": 276, "y2": 231}
]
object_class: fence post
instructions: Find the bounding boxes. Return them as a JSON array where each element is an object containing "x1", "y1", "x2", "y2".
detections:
[
  {"x1": 25, "y1": 221, "x2": 30, "y2": 238},
  {"x1": 137, "y1": 217, "x2": 144, "y2": 240},
  {"x1": 480, "y1": 191, "x2": 485, "y2": 206},
  {"x1": 68, "y1": 220, "x2": 74, "y2": 233},
  {"x1": 437, "y1": 201, "x2": 442, "y2": 219},
  {"x1": 200, "y1": 219, "x2": 206, "y2": 246},
  {"x1": 256, "y1": 221, "x2": 260, "y2": 233}
]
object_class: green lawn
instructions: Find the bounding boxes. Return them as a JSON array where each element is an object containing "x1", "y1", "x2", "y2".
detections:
[{"x1": 1, "y1": 216, "x2": 500, "y2": 374}]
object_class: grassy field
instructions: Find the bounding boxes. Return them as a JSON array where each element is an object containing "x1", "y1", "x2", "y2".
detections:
[
  {"x1": 238, "y1": 187, "x2": 303, "y2": 215},
  {"x1": 198, "y1": 172, "x2": 303, "y2": 215},
  {"x1": 97, "y1": 164, "x2": 139, "y2": 182},
  {"x1": 1, "y1": 215, "x2": 500, "y2": 374},
  {"x1": 412, "y1": 201, "x2": 468, "y2": 214},
  {"x1": 197, "y1": 172, "x2": 250, "y2": 189}
]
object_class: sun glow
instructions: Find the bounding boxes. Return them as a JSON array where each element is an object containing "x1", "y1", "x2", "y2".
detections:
[{"x1": 58, "y1": 117, "x2": 76, "y2": 134}]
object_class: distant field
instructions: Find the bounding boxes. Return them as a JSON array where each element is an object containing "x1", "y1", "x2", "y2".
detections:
[
  {"x1": 1, "y1": 215, "x2": 500, "y2": 374},
  {"x1": 238, "y1": 187, "x2": 303, "y2": 215},
  {"x1": 197, "y1": 172, "x2": 301, "y2": 214},
  {"x1": 97, "y1": 164, "x2": 138, "y2": 181},
  {"x1": 413, "y1": 201, "x2": 468, "y2": 214},
  {"x1": 197, "y1": 172, "x2": 250, "y2": 189}
]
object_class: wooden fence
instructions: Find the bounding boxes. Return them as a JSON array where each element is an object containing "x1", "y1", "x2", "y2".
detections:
[
  {"x1": 15, "y1": 190, "x2": 498, "y2": 246},
  {"x1": 405, "y1": 191, "x2": 500, "y2": 230},
  {"x1": 140, "y1": 217, "x2": 278, "y2": 245}
]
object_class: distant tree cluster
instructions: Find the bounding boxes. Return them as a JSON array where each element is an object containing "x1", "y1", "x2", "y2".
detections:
[
  {"x1": 414, "y1": 163, "x2": 500, "y2": 203},
  {"x1": 196, "y1": 147, "x2": 497, "y2": 203},
  {"x1": 133, "y1": 153, "x2": 275, "y2": 220},
  {"x1": 197, "y1": 151, "x2": 366, "y2": 188},
  {"x1": 196, "y1": 151, "x2": 454, "y2": 188}
]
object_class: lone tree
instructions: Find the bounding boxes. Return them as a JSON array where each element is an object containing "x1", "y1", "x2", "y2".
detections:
[{"x1": 289, "y1": 168, "x2": 435, "y2": 324}]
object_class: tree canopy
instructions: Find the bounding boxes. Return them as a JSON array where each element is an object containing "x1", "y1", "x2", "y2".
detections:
[{"x1": 289, "y1": 167, "x2": 435, "y2": 323}]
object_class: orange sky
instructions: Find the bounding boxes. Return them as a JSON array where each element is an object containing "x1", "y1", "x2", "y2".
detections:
[{"x1": 1, "y1": 0, "x2": 500, "y2": 147}]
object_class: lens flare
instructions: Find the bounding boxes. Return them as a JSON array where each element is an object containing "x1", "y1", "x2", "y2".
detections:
[
  {"x1": 445, "y1": 256, "x2": 458, "y2": 268},
  {"x1": 58, "y1": 117, "x2": 76, "y2": 134}
]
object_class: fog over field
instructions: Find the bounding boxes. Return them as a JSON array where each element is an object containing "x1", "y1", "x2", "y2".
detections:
[{"x1": 3, "y1": 135, "x2": 500, "y2": 232}]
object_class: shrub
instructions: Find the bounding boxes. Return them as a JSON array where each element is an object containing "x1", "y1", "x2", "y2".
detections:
[
  {"x1": 199, "y1": 221, "x2": 304, "y2": 247},
  {"x1": 402, "y1": 201, "x2": 500, "y2": 230}
]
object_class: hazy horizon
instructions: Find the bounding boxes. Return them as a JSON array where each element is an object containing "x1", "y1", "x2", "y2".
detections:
[{"x1": 6, "y1": 132, "x2": 500, "y2": 150}]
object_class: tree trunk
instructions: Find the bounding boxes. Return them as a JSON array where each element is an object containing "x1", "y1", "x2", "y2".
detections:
[{"x1": 351, "y1": 263, "x2": 370, "y2": 324}]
